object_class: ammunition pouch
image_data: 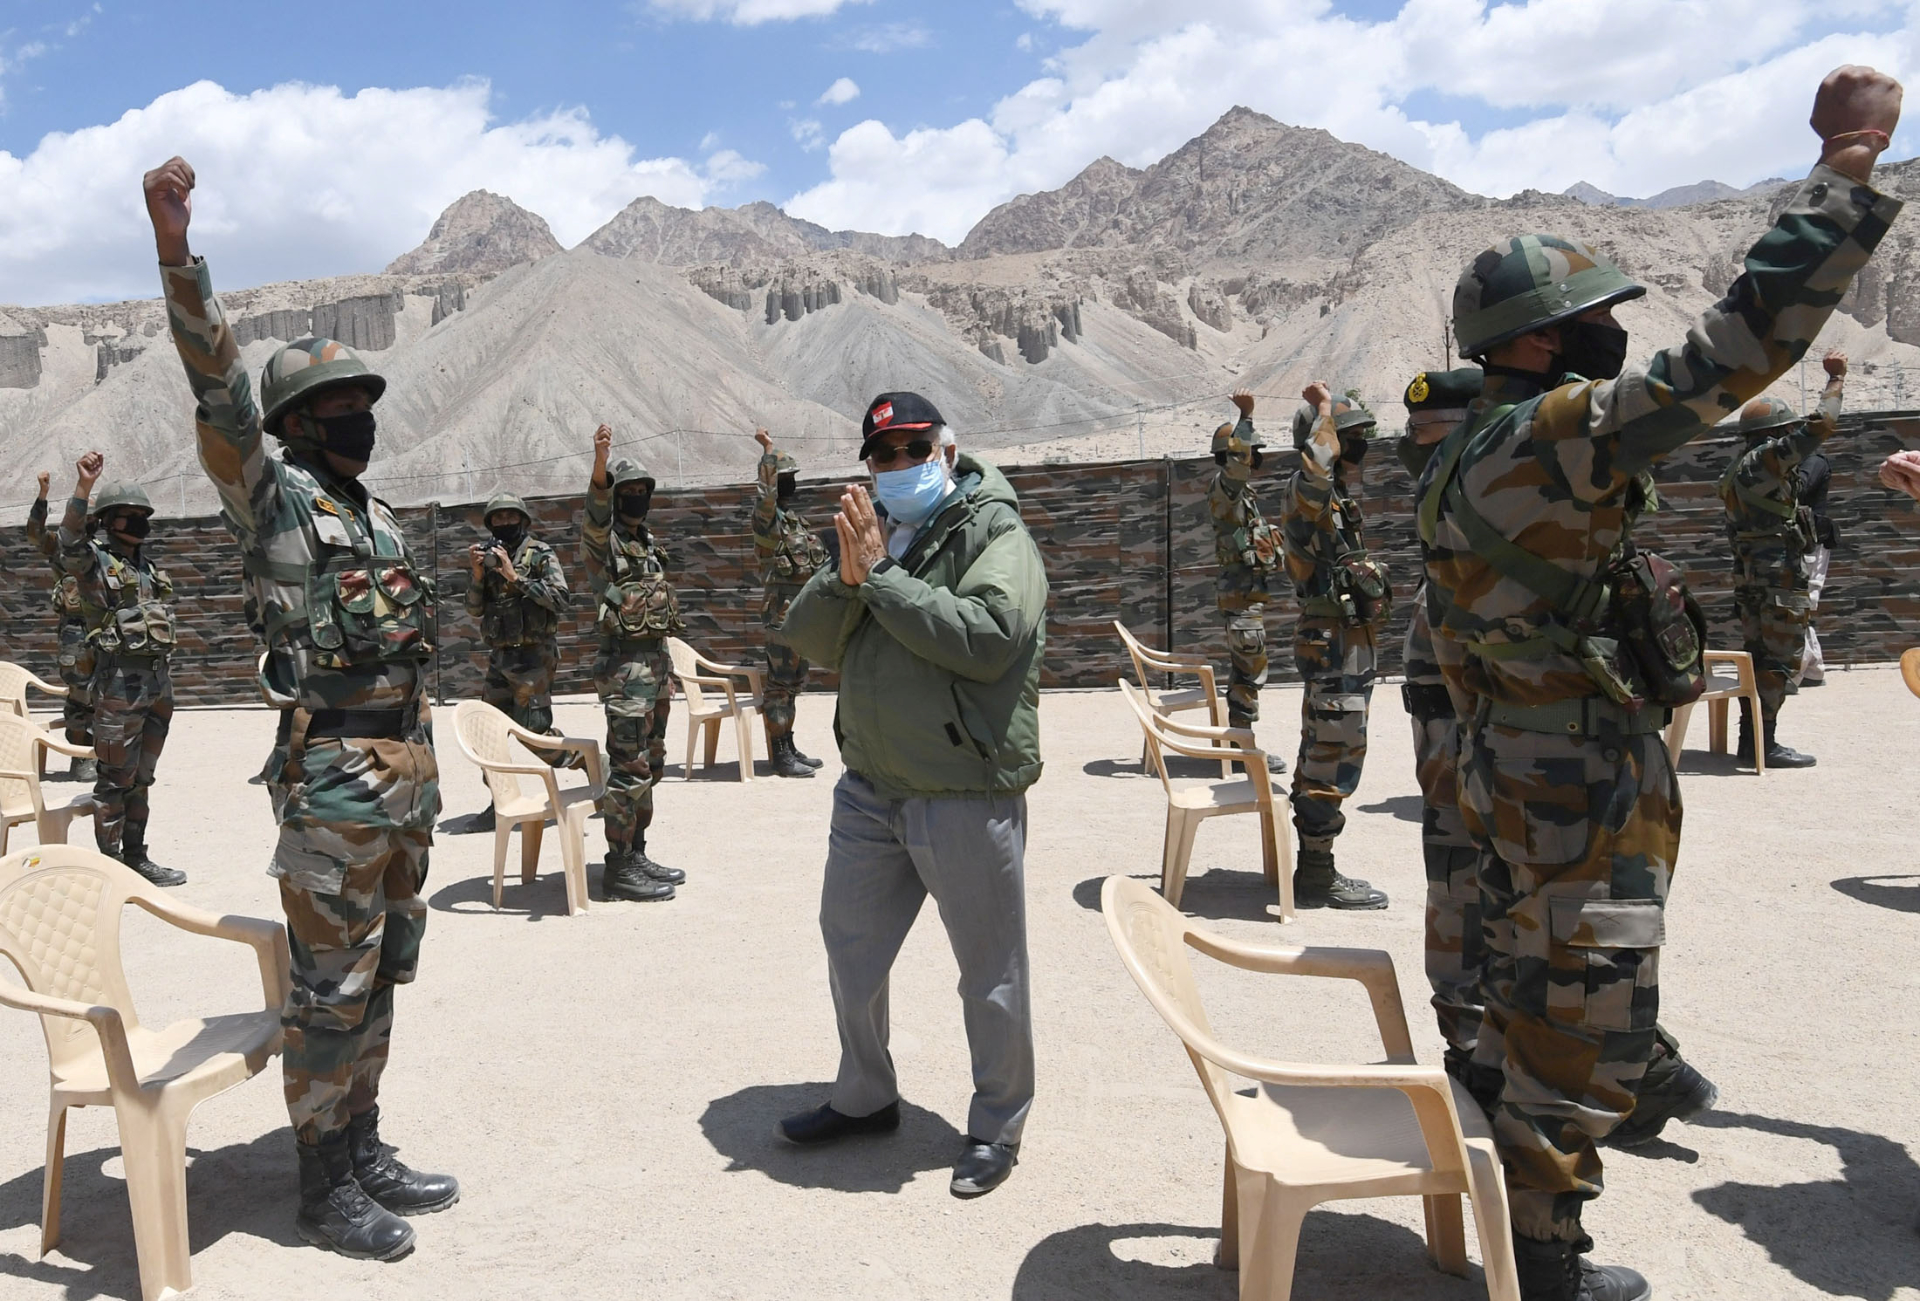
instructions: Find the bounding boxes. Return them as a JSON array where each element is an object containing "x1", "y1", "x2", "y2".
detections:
[{"x1": 1402, "y1": 681, "x2": 1454, "y2": 723}]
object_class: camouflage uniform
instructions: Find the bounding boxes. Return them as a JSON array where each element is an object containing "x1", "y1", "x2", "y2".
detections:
[
  {"x1": 26, "y1": 497, "x2": 95, "y2": 748},
  {"x1": 1719, "y1": 380, "x2": 1841, "y2": 726},
  {"x1": 55, "y1": 502, "x2": 175, "y2": 863},
  {"x1": 752, "y1": 447, "x2": 827, "y2": 740},
  {"x1": 582, "y1": 466, "x2": 682, "y2": 858},
  {"x1": 1207, "y1": 414, "x2": 1282, "y2": 726},
  {"x1": 1421, "y1": 171, "x2": 1898, "y2": 1243},
  {"x1": 464, "y1": 518, "x2": 569, "y2": 752},
  {"x1": 162, "y1": 260, "x2": 439, "y2": 1148}
]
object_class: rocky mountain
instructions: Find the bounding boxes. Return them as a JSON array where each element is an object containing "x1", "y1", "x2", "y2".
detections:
[
  {"x1": 1564, "y1": 176, "x2": 1788, "y2": 209},
  {"x1": 582, "y1": 196, "x2": 947, "y2": 266},
  {"x1": 384, "y1": 190, "x2": 562, "y2": 277}
]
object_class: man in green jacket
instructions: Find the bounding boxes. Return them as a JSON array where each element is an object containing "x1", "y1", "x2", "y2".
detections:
[{"x1": 775, "y1": 391, "x2": 1047, "y2": 1201}]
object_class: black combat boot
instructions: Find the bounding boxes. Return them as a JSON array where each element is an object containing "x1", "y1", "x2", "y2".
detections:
[
  {"x1": 633, "y1": 838, "x2": 686, "y2": 885},
  {"x1": 347, "y1": 1107, "x2": 461, "y2": 1215},
  {"x1": 1513, "y1": 1234, "x2": 1650, "y2": 1301},
  {"x1": 1606, "y1": 1034, "x2": 1719, "y2": 1148},
  {"x1": 1762, "y1": 718, "x2": 1816, "y2": 768},
  {"x1": 69, "y1": 756, "x2": 97, "y2": 783},
  {"x1": 789, "y1": 740, "x2": 825, "y2": 770},
  {"x1": 1292, "y1": 846, "x2": 1387, "y2": 910},
  {"x1": 120, "y1": 835, "x2": 186, "y2": 888},
  {"x1": 295, "y1": 1135, "x2": 415, "y2": 1260},
  {"x1": 769, "y1": 734, "x2": 816, "y2": 779},
  {"x1": 1735, "y1": 699, "x2": 1757, "y2": 765},
  {"x1": 603, "y1": 850, "x2": 674, "y2": 902},
  {"x1": 470, "y1": 804, "x2": 495, "y2": 832}
]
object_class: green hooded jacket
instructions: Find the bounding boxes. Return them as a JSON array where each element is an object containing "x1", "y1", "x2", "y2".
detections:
[{"x1": 781, "y1": 453, "x2": 1047, "y2": 800}]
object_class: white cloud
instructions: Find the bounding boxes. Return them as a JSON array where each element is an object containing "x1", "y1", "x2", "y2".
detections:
[
  {"x1": 647, "y1": 0, "x2": 872, "y2": 25},
  {"x1": 0, "y1": 79, "x2": 737, "y2": 305},
  {"x1": 843, "y1": 22, "x2": 932, "y2": 52},
  {"x1": 790, "y1": 117, "x2": 825, "y2": 150},
  {"x1": 817, "y1": 76, "x2": 861, "y2": 106},
  {"x1": 704, "y1": 148, "x2": 765, "y2": 184}
]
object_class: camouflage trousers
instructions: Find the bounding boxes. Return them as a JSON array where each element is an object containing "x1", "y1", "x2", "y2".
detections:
[
  {"x1": 1459, "y1": 721, "x2": 1675, "y2": 1242},
  {"x1": 763, "y1": 590, "x2": 808, "y2": 739},
  {"x1": 1734, "y1": 582, "x2": 1810, "y2": 723},
  {"x1": 483, "y1": 640, "x2": 565, "y2": 765},
  {"x1": 1290, "y1": 616, "x2": 1374, "y2": 848},
  {"x1": 56, "y1": 619, "x2": 95, "y2": 745},
  {"x1": 268, "y1": 717, "x2": 439, "y2": 1145},
  {"x1": 1222, "y1": 607, "x2": 1269, "y2": 725},
  {"x1": 596, "y1": 637, "x2": 672, "y2": 852},
  {"x1": 1404, "y1": 683, "x2": 1483, "y2": 1061},
  {"x1": 90, "y1": 656, "x2": 172, "y2": 858}
]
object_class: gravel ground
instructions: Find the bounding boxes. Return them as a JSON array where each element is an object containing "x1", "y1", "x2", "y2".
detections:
[{"x1": 0, "y1": 668, "x2": 1916, "y2": 1301}]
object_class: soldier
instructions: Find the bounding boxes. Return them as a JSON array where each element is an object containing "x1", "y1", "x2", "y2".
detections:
[
  {"x1": 1719, "y1": 351, "x2": 1848, "y2": 767},
  {"x1": 752, "y1": 427, "x2": 827, "y2": 779},
  {"x1": 26, "y1": 470, "x2": 97, "y2": 780},
  {"x1": 465, "y1": 489, "x2": 572, "y2": 828},
  {"x1": 1280, "y1": 386, "x2": 1389, "y2": 909},
  {"x1": 1418, "y1": 66, "x2": 1899, "y2": 1301},
  {"x1": 583, "y1": 422, "x2": 683, "y2": 902},
  {"x1": 146, "y1": 156, "x2": 457, "y2": 1261},
  {"x1": 56, "y1": 457, "x2": 182, "y2": 887},
  {"x1": 1206, "y1": 392, "x2": 1285, "y2": 773}
]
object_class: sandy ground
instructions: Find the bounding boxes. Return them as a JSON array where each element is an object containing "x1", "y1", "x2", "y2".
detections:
[{"x1": 1, "y1": 669, "x2": 1917, "y2": 1301}]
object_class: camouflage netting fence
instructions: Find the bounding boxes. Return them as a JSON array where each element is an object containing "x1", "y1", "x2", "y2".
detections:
[{"x1": 5, "y1": 411, "x2": 1920, "y2": 707}]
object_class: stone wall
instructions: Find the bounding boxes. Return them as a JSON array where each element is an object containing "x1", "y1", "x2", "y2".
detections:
[{"x1": 4, "y1": 411, "x2": 1920, "y2": 708}]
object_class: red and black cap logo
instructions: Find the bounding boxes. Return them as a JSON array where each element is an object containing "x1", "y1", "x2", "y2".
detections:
[{"x1": 859, "y1": 390, "x2": 945, "y2": 460}]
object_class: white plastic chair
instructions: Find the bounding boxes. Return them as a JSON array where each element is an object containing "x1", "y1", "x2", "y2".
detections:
[
  {"x1": 0, "y1": 712, "x2": 98, "y2": 855},
  {"x1": 1114, "y1": 621, "x2": 1231, "y2": 776},
  {"x1": 1120, "y1": 678, "x2": 1292, "y2": 921},
  {"x1": 0, "y1": 844, "x2": 289, "y2": 1301},
  {"x1": 1101, "y1": 876, "x2": 1519, "y2": 1301},
  {"x1": 0, "y1": 660, "x2": 81, "y2": 779},
  {"x1": 665, "y1": 636, "x2": 764, "y2": 782},
  {"x1": 1664, "y1": 649, "x2": 1766, "y2": 774},
  {"x1": 452, "y1": 700, "x2": 604, "y2": 916}
]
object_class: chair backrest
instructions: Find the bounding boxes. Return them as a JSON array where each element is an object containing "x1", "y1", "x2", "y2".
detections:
[
  {"x1": 452, "y1": 700, "x2": 525, "y2": 805},
  {"x1": 1101, "y1": 876, "x2": 1236, "y2": 1115},
  {"x1": 665, "y1": 637, "x2": 709, "y2": 711},
  {"x1": 0, "y1": 711, "x2": 44, "y2": 820},
  {"x1": 0, "y1": 844, "x2": 156, "y2": 1075},
  {"x1": 0, "y1": 662, "x2": 31, "y2": 717},
  {"x1": 1112, "y1": 621, "x2": 1153, "y2": 689},
  {"x1": 1905, "y1": 648, "x2": 1920, "y2": 700},
  {"x1": 1117, "y1": 679, "x2": 1174, "y2": 794}
]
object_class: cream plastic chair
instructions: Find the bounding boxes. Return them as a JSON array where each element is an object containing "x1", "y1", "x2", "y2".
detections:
[
  {"x1": 665, "y1": 636, "x2": 764, "y2": 783},
  {"x1": 1902, "y1": 648, "x2": 1920, "y2": 699},
  {"x1": 0, "y1": 712, "x2": 99, "y2": 855},
  {"x1": 452, "y1": 700, "x2": 604, "y2": 916},
  {"x1": 1101, "y1": 876, "x2": 1518, "y2": 1301},
  {"x1": 1, "y1": 660, "x2": 82, "y2": 779},
  {"x1": 1114, "y1": 620, "x2": 1231, "y2": 776},
  {"x1": 1664, "y1": 649, "x2": 1766, "y2": 774},
  {"x1": 0, "y1": 843, "x2": 289, "y2": 1301},
  {"x1": 1119, "y1": 678, "x2": 1292, "y2": 921}
]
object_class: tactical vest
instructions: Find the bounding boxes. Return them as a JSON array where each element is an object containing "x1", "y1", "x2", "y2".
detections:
[
  {"x1": 1292, "y1": 481, "x2": 1389, "y2": 625},
  {"x1": 1216, "y1": 484, "x2": 1282, "y2": 573},
  {"x1": 81, "y1": 545, "x2": 177, "y2": 660},
  {"x1": 764, "y1": 511, "x2": 828, "y2": 586},
  {"x1": 599, "y1": 534, "x2": 684, "y2": 640},
  {"x1": 479, "y1": 541, "x2": 561, "y2": 646},
  {"x1": 1718, "y1": 455, "x2": 1818, "y2": 556},
  {"x1": 51, "y1": 574, "x2": 82, "y2": 619}
]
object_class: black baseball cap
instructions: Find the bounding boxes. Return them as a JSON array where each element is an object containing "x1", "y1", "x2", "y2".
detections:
[{"x1": 859, "y1": 391, "x2": 946, "y2": 461}]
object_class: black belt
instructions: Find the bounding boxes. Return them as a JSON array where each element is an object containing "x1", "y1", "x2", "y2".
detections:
[
  {"x1": 1402, "y1": 681, "x2": 1454, "y2": 721},
  {"x1": 277, "y1": 707, "x2": 414, "y2": 744}
]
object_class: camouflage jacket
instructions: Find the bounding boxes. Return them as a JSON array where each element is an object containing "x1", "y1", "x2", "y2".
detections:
[
  {"x1": 1281, "y1": 407, "x2": 1368, "y2": 603},
  {"x1": 1209, "y1": 419, "x2": 1280, "y2": 611},
  {"x1": 752, "y1": 450, "x2": 827, "y2": 590},
  {"x1": 27, "y1": 497, "x2": 83, "y2": 619},
  {"x1": 464, "y1": 536, "x2": 568, "y2": 646},
  {"x1": 1718, "y1": 377, "x2": 1841, "y2": 592},
  {"x1": 1423, "y1": 165, "x2": 1898, "y2": 710},
  {"x1": 583, "y1": 482, "x2": 683, "y2": 642},
  {"x1": 161, "y1": 258, "x2": 434, "y2": 710},
  {"x1": 55, "y1": 509, "x2": 176, "y2": 660}
]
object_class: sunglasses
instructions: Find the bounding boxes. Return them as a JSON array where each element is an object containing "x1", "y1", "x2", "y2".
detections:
[{"x1": 867, "y1": 439, "x2": 937, "y2": 466}]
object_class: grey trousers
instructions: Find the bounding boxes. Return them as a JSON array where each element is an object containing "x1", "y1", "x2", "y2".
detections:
[
  {"x1": 1798, "y1": 544, "x2": 1830, "y2": 683},
  {"x1": 820, "y1": 771, "x2": 1035, "y2": 1146}
]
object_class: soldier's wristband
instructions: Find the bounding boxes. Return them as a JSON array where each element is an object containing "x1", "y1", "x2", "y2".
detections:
[{"x1": 869, "y1": 556, "x2": 897, "y2": 580}]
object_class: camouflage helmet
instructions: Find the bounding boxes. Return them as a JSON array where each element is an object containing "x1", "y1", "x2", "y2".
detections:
[
  {"x1": 1734, "y1": 395, "x2": 1800, "y2": 437},
  {"x1": 1211, "y1": 422, "x2": 1259, "y2": 460},
  {"x1": 1291, "y1": 396, "x2": 1376, "y2": 449},
  {"x1": 608, "y1": 458, "x2": 657, "y2": 494},
  {"x1": 483, "y1": 490, "x2": 532, "y2": 523},
  {"x1": 773, "y1": 450, "x2": 800, "y2": 477},
  {"x1": 261, "y1": 338, "x2": 387, "y2": 439},
  {"x1": 1452, "y1": 235, "x2": 1646, "y2": 359},
  {"x1": 91, "y1": 481, "x2": 154, "y2": 517}
]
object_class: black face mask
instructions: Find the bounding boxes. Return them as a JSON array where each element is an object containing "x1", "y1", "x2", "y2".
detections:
[
  {"x1": 489, "y1": 521, "x2": 528, "y2": 551},
  {"x1": 312, "y1": 409, "x2": 378, "y2": 463},
  {"x1": 112, "y1": 512, "x2": 150, "y2": 541},
  {"x1": 1250, "y1": 448, "x2": 1265, "y2": 470},
  {"x1": 1554, "y1": 320, "x2": 1630, "y2": 383},
  {"x1": 776, "y1": 473, "x2": 798, "y2": 503},
  {"x1": 1339, "y1": 436, "x2": 1369, "y2": 466},
  {"x1": 617, "y1": 491, "x2": 651, "y2": 521}
]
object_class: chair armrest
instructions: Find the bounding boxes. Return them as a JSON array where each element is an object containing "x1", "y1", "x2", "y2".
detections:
[
  {"x1": 1184, "y1": 935, "x2": 1417, "y2": 1063},
  {"x1": 1148, "y1": 733, "x2": 1260, "y2": 765},
  {"x1": 37, "y1": 732, "x2": 95, "y2": 760},
  {"x1": 690, "y1": 648, "x2": 746, "y2": 676},
  {"x1": 132, "y1": 896, "x2": 293, "y2": 1010},
  {"x1": 1155, "y1": 713, "x2": 1256, "y2": 746},
  {"x1": 25, "y1": 672, "x2": 68, "y2": 699},
  {"x1": 0, "y1": 981, "x2": 142, "y2": 1094}
]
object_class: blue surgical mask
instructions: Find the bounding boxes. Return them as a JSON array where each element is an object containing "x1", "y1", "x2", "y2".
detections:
[{"x1": 872, "y1": 457, "x2": 950, "y2": 528}]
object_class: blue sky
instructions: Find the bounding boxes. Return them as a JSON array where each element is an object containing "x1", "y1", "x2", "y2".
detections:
[{"x1": 1, "y1": 0, "x2": 1914, "y2": 303}]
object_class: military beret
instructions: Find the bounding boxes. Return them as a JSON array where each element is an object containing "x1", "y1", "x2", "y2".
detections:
[{"x1": 1403, "y1": 368, "x2": 1483, "y2": 412}]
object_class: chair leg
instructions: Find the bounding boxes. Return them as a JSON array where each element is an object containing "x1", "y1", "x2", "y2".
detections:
[
  {"x1": 1235, "y1": 1171, "x2": 1309, "y2": 1301},
  {"x1": 1422, "y1": 1192, "x2": 1469, "y2": 1277},
  {"x1": 38, "y1": 807, "x2": 76, "y2": 845},
  {"x1": 560, "y1": 804, "x2": 589, "y2": 917},
  {"x1": 492, "y1": 818, "x2": 511, "y2": 910},
  {"x1": 1664, "y1": 701, "x2": 1694, "y2": 761},
  {"x1": 1164, "y1": 810, "x2": 1202, "y2": 909},
  {"x1": 521, "y1": 818, "x2": 544, "y2": 884},
  {"x1": 1466, "y1": 1140, "x2": 1521, "y2": 1301},
  {"x1": 1264, "y1": 806, "x2": 1295, "y2": 924},
  {"x1": 735, "y1": 709, "x2": 754, "y2": 783},
  {"x1": 684, "y1": 717, "x2": 699, "y2": 781},
  {"x1": 41, "y1": 1103, "x2": 66, "y2": 1255},
  {"x1": 1708, "y1": 697, "x2": 1728, "y2": 754},
  {"x1": 116, "y1": 1108, "x2": 193, "y2": 1301},
  {"x1": 1750, "y1": 690, "x2": 1766, "y2": 776},
  {"x1": 703, "y1": 718, "x2": 721, "y2": 772},
  {"x1": 1215, "y1": 1148, "x2": 1239, "y2": 1270}
]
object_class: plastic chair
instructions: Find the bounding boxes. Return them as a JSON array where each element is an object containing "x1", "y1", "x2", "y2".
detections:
[
  {"x1": 1664, "y1": 650, "x2": 1765, "y2": 774},
  {"x1": 1114, "y1": 621, "x2": 1231, "y2": 776},
  {"x1": 0, "y1": 712, "x2": 99, "y2": 856},
  {"x1": 1, "y1": 660, "x2": 79, "y2": 780},
  {"x1": 1902, "y1": 648, "x2": 1920, "y2": 699},
  {"x1": 1119, "y1": 678, "x2": 1292, "y2": 921},
  {"x1": 665, "y1": 636, "x2": 764, "y2": 783},
  {"x1": 1100, "y1": 875, "x2": 1519, "y2": 1301},
  {"x1": 0, "y1": 843, "x2": 289, "y2": 1301},
  {"x1": 451, "y1": 700, "x2": 604, "y2": 916}
]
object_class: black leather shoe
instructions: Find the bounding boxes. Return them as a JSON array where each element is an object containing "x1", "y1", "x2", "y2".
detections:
[
  {"x1": 1514, "y1": 1234, "x2": 1649, "y2": 1301},
  {"x1": 769, "y1": 734, "x2": 816, "y2": 779},
  {"x1": 120, "y1": 844, "x2": 186, "y2": 888},
  {"x1": 1293, "y1": 848, "x2": 1387, "y2": 910},
  {"x1": 603, "y1": 852, "x2": 674, "y2": 901},
  {"x1": 791, "y1": 743, "x2": 825, "y2": 770},
  {"x1": 950, "y1": 1137, "x2": 1018, "y2": 1198},
  {"x1": 471, "y1": 805, "x2": 495, "y2": 832},
  {"x1": 295, "y1": 1137, "x2": 415, "y2": 1261},
  {"x1": 778, "y1": 1100, "x2": 900, "y2": 1145},
  {"x1": 347, "y1": 1107, "x2": 461, "y2": 1215},
  {"x1": 1605, "y1": 1058, "x2": 1719, "y2": 1148},
  {"x1": 633, "y1": 846, "x2": 686, "y2": 885}
]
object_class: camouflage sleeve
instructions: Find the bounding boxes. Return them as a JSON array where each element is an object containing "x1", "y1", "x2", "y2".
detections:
[
  {"x1": 517, "y1": 545, "x2": 570, "y2": 614},
  {"x1": 25, "y1": 496, "x2": 52, "y2": 559},
  {"x1": 463, "y1": 567, "x2": 487, "y2": 619},
  {"x1": 1728, "y1": 376, "x2": 1845, "y2": 512},
  {"x1": 581, "y1": 480, "x2": 613, "y2": 584},
  {"x1": 1544, "y1": 165, "x2": 1899, "y2": 494},
  {"x1": 1806, "y1": 374, "x2": 1844, "y2": 442},
  {"x1": 54, "y1": 495, "x2": 92, "y2": 575},
  {"x1": 1290, "y1": 409, "x2": 1338, "y2": 521},
  {"x1": 752, "y1": 451, "x2": 780, "y2": 556},
  {"x1": 160, "y1": 259, "x2": 280, "y2": 533}
]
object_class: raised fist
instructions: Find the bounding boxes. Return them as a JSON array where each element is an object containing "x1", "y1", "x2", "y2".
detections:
[
  {"x1": 1302, "y1": 381, "x2": 1332, "y2": 410},
  {"x1": 1812, "y1": 66, "x2": 1902, "y2": 181},
  {"x1": 142, "y1": 157, "x2": 196, "y2": 264},
  {"x1": 754, "y1": 427, "x2": 772, "y2": 449},
  {"x1": 75, "y1": 451, "x2": 104, "y2": 486},
  {"x1": 593, "y1": 424, "x2": 612, "y2": 457},
  {"x1": 1230, "y1": 389, "x2": 1255, "y2": 417},
  {"x1": 36, "y1": 471, "x2": 50, "y2": 497},
  {"x1": 1823, "y1": 348, "x2": 1848, "y2": 378}
]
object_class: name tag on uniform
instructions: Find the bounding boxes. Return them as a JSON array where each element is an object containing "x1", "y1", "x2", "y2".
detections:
[{"x1": 313, "y1": 513, "x2": 353, "y2": 548}]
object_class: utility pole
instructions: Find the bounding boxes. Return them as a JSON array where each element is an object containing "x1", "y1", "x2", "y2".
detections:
[
  {"x1": 1136, "y1": 402, "x2": 1145, "y2": 461},
  {"x1": 461, "y1": 452, "x2": 472, "y2": 503},
  {"x1": 178, "y1": 474, "x2": 186, "y2": 517},
  {"x1": 676, "y1": 430, "x2": 685, "y2": 485},
  {"x1": 1443, "y1": 319, "x2": 1453, "y2": 367},
  {"x1": 1798, "y1": 357, "x2": 1807, "y2": 410}
]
